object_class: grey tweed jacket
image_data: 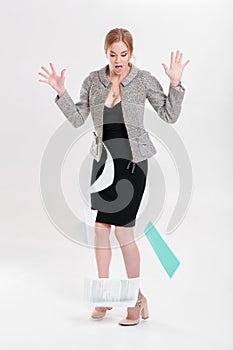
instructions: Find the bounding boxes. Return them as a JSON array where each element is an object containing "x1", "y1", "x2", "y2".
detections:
[{"x1": 54, "y1": 63, "x2": 186, "y2": 163}]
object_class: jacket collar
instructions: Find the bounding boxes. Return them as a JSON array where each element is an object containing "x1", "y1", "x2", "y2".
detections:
[{"x1": 98, "y1": 62, "x2": 139, "y2": 87}]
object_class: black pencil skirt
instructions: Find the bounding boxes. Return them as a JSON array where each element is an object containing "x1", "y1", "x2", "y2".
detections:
[{"x1": 90, "y1": 102, "x2": 148, "y2": 227}]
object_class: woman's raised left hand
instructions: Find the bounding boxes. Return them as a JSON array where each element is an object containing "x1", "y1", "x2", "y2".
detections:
[{"x1": 162, "y1": 50, "x2": 190, "y2": 84}]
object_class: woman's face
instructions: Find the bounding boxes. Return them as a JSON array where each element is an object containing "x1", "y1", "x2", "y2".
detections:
[{"x1": 106, "y1": 41, "x2": 131, "y2": 77}]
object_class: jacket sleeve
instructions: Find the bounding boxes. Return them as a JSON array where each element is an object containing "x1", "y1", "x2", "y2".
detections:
[
  {"x1": 54, "y1": 72, "x2": 93, "y2": 128},
  {"x1": 145, "y1": 71, "x2": 186, "y2": 123}
]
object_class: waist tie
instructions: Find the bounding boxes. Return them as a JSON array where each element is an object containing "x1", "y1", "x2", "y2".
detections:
[{"x1": 126, "y1": 160, "x2": 136, "y2": 174}]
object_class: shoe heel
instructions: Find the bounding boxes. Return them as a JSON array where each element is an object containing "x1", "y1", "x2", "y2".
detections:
[{"x1": 141, "y1": 300, "x2": 149, "y2": 319}]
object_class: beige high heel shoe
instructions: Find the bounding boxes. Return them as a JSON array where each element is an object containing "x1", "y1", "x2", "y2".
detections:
[
  {"x1": 118, "y1": 294, "x2": 149, "y2": 326},
  {"x1": 91, "y1": 306, "x2": 113, "y2": 320}
]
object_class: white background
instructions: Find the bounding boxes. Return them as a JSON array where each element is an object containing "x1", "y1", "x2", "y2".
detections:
[{"x1": 1, "y1": 0, "x2": 233, "y2": 349}]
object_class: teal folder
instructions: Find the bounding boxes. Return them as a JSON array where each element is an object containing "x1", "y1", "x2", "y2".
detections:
[{"x1": 144, "y1": 221, "x2": 181, "y2": 278}]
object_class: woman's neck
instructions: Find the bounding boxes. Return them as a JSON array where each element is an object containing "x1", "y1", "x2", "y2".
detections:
[{"x1": 106, "y1": 63, "x2": 132, "y2": 82}]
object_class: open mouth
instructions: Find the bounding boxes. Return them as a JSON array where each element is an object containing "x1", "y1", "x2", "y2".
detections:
[{"x1": 115, "y1": 64, "x2": 123, "y2": 72}]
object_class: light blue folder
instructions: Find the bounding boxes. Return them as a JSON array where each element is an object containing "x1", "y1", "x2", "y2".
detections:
[{"x1": 144, "y1": 221, "x2": 181, "y2": 278}]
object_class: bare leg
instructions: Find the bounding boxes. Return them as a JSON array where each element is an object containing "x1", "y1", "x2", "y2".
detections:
[
  {"x1": 114, "y1": 226, "x2": 141, "y2": 278},
  {"x1": 94, "y1": 222, "x2": 112, "y2": 312},
  {"x1": 115, "y1": 226, "x2": 143, "y2": 319}
]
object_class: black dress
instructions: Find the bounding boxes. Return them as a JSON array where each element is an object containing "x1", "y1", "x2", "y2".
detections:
[{"x1": 90, "y1": 101, "x2": 148, "y2": 227}]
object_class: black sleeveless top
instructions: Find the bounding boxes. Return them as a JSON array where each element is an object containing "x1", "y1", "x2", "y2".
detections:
[{"x1": 102, "y1": 101, "x2": 128, "y2": 141}]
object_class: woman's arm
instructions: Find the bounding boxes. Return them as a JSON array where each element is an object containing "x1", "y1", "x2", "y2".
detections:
[
  {"x1": 38, "y1": 62, "x2": 93, "y2": 128},
  {"x1": 55, "y1": 72, "x2": 93, "y2": 128},
  {"x1": 170, "y1": 81, "x2": 182, "y2": 91},
  {"x1": 145, "y1": 71, "x2": 186, "y2": 124}
]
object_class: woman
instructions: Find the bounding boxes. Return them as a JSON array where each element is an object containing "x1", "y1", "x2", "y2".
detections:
[{"x1": 38, "y1": 27, "x2": 189, "y2": 326}]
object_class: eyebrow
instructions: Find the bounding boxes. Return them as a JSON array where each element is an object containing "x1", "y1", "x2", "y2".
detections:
[{"x1": 110, "y1": 50, "x2": 128, "y2": 53}]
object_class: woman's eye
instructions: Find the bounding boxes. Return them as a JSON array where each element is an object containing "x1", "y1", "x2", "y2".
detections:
[{"x1": 110, "y1": 54, "x2": 127, "y2": 57}]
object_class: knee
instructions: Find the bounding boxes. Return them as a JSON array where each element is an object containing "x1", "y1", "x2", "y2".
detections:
[
  {"x1": 114, "y1": 228, "x2": 127, "y2": 246},
  {"x1": 94, "y1": 222, "x2": 111, "y2": 246},
  {"x1": 95, "y1": 222, "x2": 111, "y2": 238},
  {"x1": 114, "y1": 226, "x2": 135, "y2": 247}
]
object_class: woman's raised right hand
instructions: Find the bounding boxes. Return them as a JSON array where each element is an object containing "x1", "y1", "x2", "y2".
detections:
[{"x1": 38, "y1": 62, "x2": 66, "y2": 97}]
